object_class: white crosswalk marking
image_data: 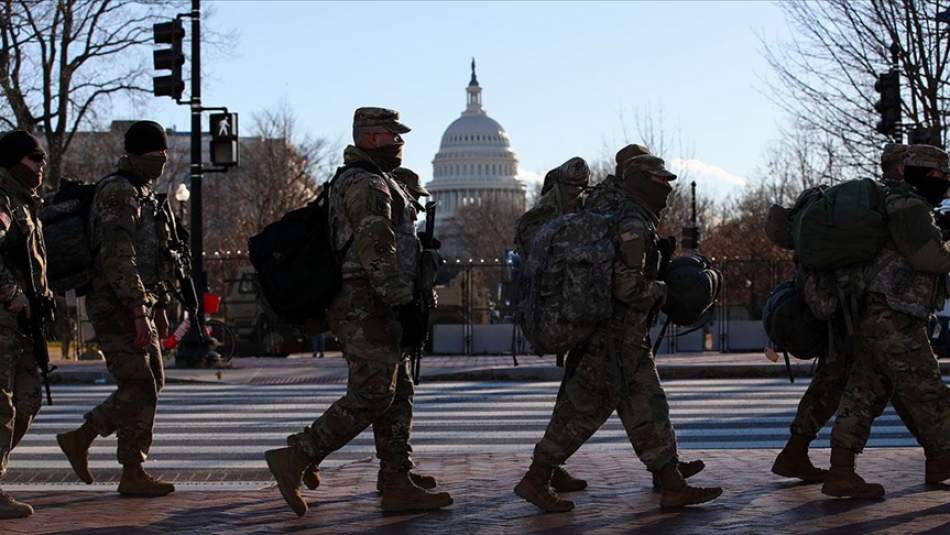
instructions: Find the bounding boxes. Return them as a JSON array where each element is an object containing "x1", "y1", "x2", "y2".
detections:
[{"x1": 10, "y1": 379, "x2": 921, "y2": 473}]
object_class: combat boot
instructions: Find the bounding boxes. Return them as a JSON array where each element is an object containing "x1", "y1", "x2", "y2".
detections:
[
  {"x1": 377, "y1": 469, "x2": 437, "y2": 493},
  {"x1": 514, "y1": 461, "x2": 575, "y2": 513},
  {"x1": 379, "y1": 471, "x2": 453, "y2": 512},
  {"x1": 771, "y1": 434, "x2": 828, "y2": 483},
  {"x1": 0, "y1": 492, "x2": 33, "y2": 519},
  {"x1": 821, "y1": 447, "x2": 885, "y2": 499},
  {"x1": 652, "y1": 459, "x2": 705, "y2": 490},
  {"x1": 57, "y1": 422, "x2": 98, "y2": 484},
  {"x1": 655, "y1": 462, "x2": 722, "y2": 508},
  {"x1": 117, "y1": 464, "x2": 175, "y2": 497},
  {"x1": 925, "y1": 453, "x2": 950, "y2": 484},
  {"x1": 551, "y1": 465, "x2": 587, "y2": 492},
  {"x1": 265, "y1": 446, "x2": 311, "y2": 516},
  {"x1": 287, "y1": 437, "x2": 320, "y2": 491}
]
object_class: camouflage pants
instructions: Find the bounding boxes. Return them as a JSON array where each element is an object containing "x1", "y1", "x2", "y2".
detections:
[
  {"x1": 533, "y1": 319, "x2": 678, "y2": 473},
  {"x1": 83, "y1": 285, "x2": 164, "y2": 466},
  {"x1": 831, "y1": 296, "x2": 950, "y2": 457},
  {"x1": 790, "y1": 348, "x2": 853, "y2": 439},
  {"x1": 0, "y1": 326, "x2": 42, "y2": 478},
  {"x1": 290, "y1": 280, "x2": 415, "y2": 472}
]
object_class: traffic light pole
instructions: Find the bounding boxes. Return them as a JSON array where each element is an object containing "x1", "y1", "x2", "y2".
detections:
[{"x1": 176, "y1": 0, "x2": 214, "y2": 367}]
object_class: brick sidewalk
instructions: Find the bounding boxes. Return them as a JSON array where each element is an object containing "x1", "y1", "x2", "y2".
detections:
[{"x1": 5, "y1": 448, "x2": 950, "y2": 534}]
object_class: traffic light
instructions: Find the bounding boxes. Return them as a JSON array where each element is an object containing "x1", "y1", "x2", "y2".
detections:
[
  {"x1": 873, "y1": 70, "x2": 900, "y2": 137},
  {"x1": 152, "y1": 19, "x2": 185, "y2": 99},
  {"x1": 209, "y1": 113, "x2": 239, "y2": 167},
  {"x1": 681, "y1": 226, "x2": 700, "y2": 251}
]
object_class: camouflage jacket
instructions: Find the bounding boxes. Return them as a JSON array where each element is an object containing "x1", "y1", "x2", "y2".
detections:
[
  {"x1": 91, "y1": 158, "x2": 175, "y2": 310},
  {"x1": 329, "y1": 145, "x2": 419, "y2": 306},
  {"x1": 0, "y1": 167, "x2": 49, "y2": 330},
  {"x1": 864, "y1": 181, "x2": 950, "y2": 319},
  {"x1": 586, "y1": 177, "x2": 667, "y2": 315}
]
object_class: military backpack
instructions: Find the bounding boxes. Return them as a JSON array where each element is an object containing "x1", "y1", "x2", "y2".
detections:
[
  {"x1": 518, "y1": 210, "x2": 616, "y2": 355},
  {"x1": 762, "y1": 280, "x2": 827, "y2": 360},
  {"x1": 40, "y1": 178, "x2": 99, "y2": 295},
  {"x1": 248, "y1": 161, "x2": 377, "y2": 325},
  {"x1": 661, "y1": 254, "x2": 722, "y2": 326}
]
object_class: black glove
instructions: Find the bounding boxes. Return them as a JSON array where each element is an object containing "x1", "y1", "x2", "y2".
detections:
[{"x1": 657, "y1": 236, "x2": 677, "y2": 279}]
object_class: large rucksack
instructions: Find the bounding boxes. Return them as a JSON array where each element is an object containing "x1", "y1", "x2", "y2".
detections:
[
  {"x1": 762, "y1": 280, "x2": 827, "y2": 360},
  {"x1": 518, "y1": 211, "x2": 616, "y2": 355},
  {"x1": 792, "y1": 178, "x2": 889, "y2": 271},
  {"x1": 40, "y1": 178, "x2": 99, "y2": 295},
  {"x1": 247, "y1": 162, "x2": 376, "y2": 325}
]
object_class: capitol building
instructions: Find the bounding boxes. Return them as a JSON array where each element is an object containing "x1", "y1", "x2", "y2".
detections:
[{"x1": 427, "y1": 61, "x2": 526, "y2": 248}]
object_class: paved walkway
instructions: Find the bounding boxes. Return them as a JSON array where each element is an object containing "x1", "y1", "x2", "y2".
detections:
[{"x1": 4, "y1": 448, "x2": 949, "y2": 534}]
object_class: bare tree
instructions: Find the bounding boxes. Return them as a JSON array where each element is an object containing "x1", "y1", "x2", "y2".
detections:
[
  {"x1": 448, "y1": 200, "x2": 523, "y2": 261},
  {"x1": 762, "y1": 0, "x2": 950, "y2": 175}
]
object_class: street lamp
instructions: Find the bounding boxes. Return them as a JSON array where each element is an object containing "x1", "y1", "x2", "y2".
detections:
[{"x1": 175, "y1": 183, "x2": 190, "y2": 224}]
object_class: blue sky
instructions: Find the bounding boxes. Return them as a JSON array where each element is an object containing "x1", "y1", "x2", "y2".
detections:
[{"x1": 130, "y1": 1, "x2": 792, "y2": 199}]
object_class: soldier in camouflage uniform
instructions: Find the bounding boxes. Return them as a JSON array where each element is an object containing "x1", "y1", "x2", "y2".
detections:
[
  {"x1": 822, "y1": 144, "x2": 950, "y2": 499},
  {"x1": 56, "y1": 121, "x2": 177, "y2": 498},
  {"x1": 769, "y1": 144, "x2": 923, "y2": 484},
  {"x1": 514, "y1": 155, "x2": 722, "y2": 512},
  {"x1": 514, "y1": 157, "x2": 590, "y2": 257},
  {"x1": 266, "y1": 108, "x2": 452, "y2": 517},
  {"x1": 0, "y1": 131, "x2": 50, "y2": 518}
]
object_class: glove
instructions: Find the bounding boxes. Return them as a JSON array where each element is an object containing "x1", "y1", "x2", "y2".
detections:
[{"x1": 657, "y1": 236, "x2": 677, "y2": 279}]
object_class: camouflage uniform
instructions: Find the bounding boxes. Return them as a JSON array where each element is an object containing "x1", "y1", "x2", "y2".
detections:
[
  {"x1": 531, "y1": 175, "x2": 678, "y2": 472},
  {"x1": 831, "y1": 152, "x2": 950, "y2": 459},
  {"x1": 289, "y1": 137, "x2": 422, "y2": 474},
  {"x1": 0, "y1": 167, "x2": 46, "y2": 479},
  {"x1": 515, "y1": 157, "x2": 590, "y2": 257},
  {"x1": 82, "y1": 157, "x2": 174, "y2": 466}
]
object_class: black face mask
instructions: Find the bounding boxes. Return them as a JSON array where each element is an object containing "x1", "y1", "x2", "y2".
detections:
[
  {"x1": 364, "y1": 144, "x2": 403, "y2": 172},
  {"x1": 911, "y1": 177, "x2": 950, "y2": 206},
  {"x1": 9, "y1": 162, "x2": 42, "y2": 190},
  {"x1": 623, "y1": 171, "x2": 673, "y2": 216}
]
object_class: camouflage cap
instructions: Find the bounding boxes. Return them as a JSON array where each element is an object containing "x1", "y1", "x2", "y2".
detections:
[
  {"x1": 352, "y1": 107, "x2": 411, "y2": 134},
  {"x1": 393, "y1": 166, "x2": 430, "y2": 197},
  {"x1": 553, "y1": 157, "x2": 591, "y2": 186},
  {"x1": 622, "y1": 154, "x2": 676, "y2": 180},
  {"x1": 615, "y1": 144, "x2": 652, "y2": 165},
  {"x1": 904, "y1": 144, "x2": 950, "y2": 173},
  {"x1": 881, "y1": 143, "x2": 909, "y2": 169}
]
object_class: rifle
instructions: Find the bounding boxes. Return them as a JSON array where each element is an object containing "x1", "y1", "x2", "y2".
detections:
[
  {"x1": 22, "y1": 224, "x2": 56, "y2": 405},
  {"x1": 409, "y1": 201, "x2": 441, "y2": 385},
  {"x1": 158, "y1": 197, "x2": 206, "y2": 342}
]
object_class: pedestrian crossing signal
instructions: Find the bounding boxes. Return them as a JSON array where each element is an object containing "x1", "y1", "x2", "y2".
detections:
[{"x1": 209, "y1": 113, "x2": 239, "y2": 168}]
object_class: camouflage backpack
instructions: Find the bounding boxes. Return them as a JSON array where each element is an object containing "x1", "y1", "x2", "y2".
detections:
[
  {"x1": 514, "y1": 203, "x2": 558, "y2": 258},
  {"x1": 518, "y1": 211, "x2": 616, "y2": 355}
]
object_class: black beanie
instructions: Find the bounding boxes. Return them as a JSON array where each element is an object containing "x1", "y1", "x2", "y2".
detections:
[
  {"x1": 0, "y1": 130, "x2": 44, "y2": 169},
  {"x1": 124, "y1": 121, "x2": 168, "y2": 155}
]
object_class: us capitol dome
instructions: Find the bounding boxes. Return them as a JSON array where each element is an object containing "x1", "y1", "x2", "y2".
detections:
[{"x1": 427, "y1": 60, "x2": 527, "y2": 235}]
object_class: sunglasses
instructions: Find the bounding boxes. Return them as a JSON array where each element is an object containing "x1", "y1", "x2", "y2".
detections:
[{"x1": 26, "y1": 153, "x2": 47, "y2": 163}]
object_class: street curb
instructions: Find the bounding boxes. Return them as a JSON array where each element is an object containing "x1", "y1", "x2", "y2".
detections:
[{"x1": 50, "y1": 371, "x2": 216, "y2": 385}]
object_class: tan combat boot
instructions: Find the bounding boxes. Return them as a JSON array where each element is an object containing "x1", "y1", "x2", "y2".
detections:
[
  {"x1": 57, "y1": 422, "x2": 98, "y2": 484},
  {"x1": 821, "y1": 447, "x2": 885, "y2": 499},
  {"x1": 551, "y1": 465, "x2": 587, "y2": 492},
  {"x1": 377, "y1": 469, "x2": 437, "y2": 493},
  {"x1": 652, "y1": 459, "x2": 706, "y2": 491},
  {"x1": 926, "y1": 453, "x2": 950, "y2": 484},
  {"x1": 514, "y1": 461, "x2": 575, "y2": 513},
  {"x1": 772, "y1": 434, "x2": 828, "y2": 483},
  {"x1": 287, "y1": 436, "x2": 320, "y2": 491},
  {"x1": 655, "y1": 462, "x2": 722, "y2": 508},
  {"x1": 117, "y1": 464, "x2": 175, "y2": 497},
  {"x1": 379, "y1": 471, "x2": 453, "y2": 512},
  {"x1": 265, "y1": 446, "x2": 311, "y2": 516},
  {"x1": 0, "y1": 492, "x2": 33, "y2": 519}
]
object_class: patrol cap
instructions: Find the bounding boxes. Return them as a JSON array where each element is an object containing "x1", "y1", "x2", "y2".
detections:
[
  {"x1": 881, "y1": 143, "x2": 909, "y2": 170},
  {"x1": 904, "y1": 144, "x2": 950, "y2": 174},
  {"x1": 352, "y1": 107, "x2": 411, "y2": 134},
  {"x1": 615, "y1": 144, "x2": 651, "y2": 166},
  {"x1": 393, "y1": 166, "x2": 430, "y2": 197},
  {"x1": 622, "y1": 154, "x2": 677, "y2": 180}
]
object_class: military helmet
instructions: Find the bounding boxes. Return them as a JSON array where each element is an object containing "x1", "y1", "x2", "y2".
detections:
[
  {"x1": 762, "y1": 280, "x2": 827, "y2": 360},
  {"x1": 904, "y1": 144, "x2": 950, "y2": 175},
  {"x1": 661, "y1": 254, "x2": 722, "y2": 326}
]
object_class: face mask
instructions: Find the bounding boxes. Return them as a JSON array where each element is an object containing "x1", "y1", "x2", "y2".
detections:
[
  {"x1": 9, "y1": 162, "x2": 42, "y2": 190},
  {"x1": 912, "y1": 176, "x2": 950, "y2": 206},
  {"x1": 624, "y1": 171, "x2": 673, "y2": 215},
  {"x1": 365, "y1": 143, "x2": 403, "y2": 172},
  {"x1": 129, "y1": 153, "x2": 167, "y2": 181}
]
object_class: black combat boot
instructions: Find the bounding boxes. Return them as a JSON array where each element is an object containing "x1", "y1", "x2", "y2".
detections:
[
  {"x1": 772, "y1": 434, "x2": 829, "y2": 483},
  {"x1": 514, "y1": 460, "x2": 575, "y2": 513},
  {"x1": 655, "y1": 462, "x2": 722, "y2": 508},
  {"x1": 265, "y1": 446, "x2": 311, "y2": 516},
  {"x1": 821, "y1": 447, "x2": 885, "y2": 499},
  {"x1": 379, "y1": 471, "x2": 453, "y2": 512},
  {"x1": 551, "y1": 465, "x2": 587, "y2": 492},
  {"x1": 57, "y1": 422, "x2": 98, "y2": 484}
]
